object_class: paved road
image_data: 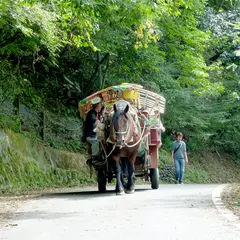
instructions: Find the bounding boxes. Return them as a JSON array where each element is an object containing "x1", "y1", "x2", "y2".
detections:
[{"x1": 1, "y1": 184, "x2": 240, "y2": 240}]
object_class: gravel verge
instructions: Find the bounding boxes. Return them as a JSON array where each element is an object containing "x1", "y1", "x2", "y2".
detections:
[
  {"x1": 221, "y1": 183, "x2": 240, "y2": 219},
  {"x1": 0, "y1": 193, "x2": 42, "y2": 227}
]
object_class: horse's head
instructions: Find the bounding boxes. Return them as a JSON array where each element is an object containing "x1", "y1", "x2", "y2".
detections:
[{"x1": 112, "y1": 103, "x2": 130, "y2": 147}]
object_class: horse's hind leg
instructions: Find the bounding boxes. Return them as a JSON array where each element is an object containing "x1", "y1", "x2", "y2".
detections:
[{"x1": 115, "y1": 161, "x2": 125, "y2": 195}]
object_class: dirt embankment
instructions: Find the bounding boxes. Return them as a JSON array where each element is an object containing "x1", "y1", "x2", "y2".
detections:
[{"x1": 222, "y1": 184, "x2": 240, "y2": 219}]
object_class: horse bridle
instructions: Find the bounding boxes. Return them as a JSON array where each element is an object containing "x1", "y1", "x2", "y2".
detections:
[
  {"x1": 110, "y1": 110, "x2": 144, "y2": 148},
  {"x1": 112, "y1": 112, "x2": 130, "y2": 138},
  {"x1": 114, "y1": 121, "x2": 129, "y2": 135}
]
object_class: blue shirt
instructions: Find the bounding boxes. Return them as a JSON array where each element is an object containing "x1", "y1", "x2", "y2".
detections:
[{"x1": 172, "y1": 141, "x2": 186, "y2": 160}]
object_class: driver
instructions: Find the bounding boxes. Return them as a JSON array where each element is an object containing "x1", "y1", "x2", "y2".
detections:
[{"x1": 85, "y1": 97, "x2": 102, "y2": 162}]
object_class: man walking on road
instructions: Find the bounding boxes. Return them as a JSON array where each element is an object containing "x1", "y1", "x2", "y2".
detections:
[{"x1": 171, "y1": 132, "x2": 188, "y2": 184}]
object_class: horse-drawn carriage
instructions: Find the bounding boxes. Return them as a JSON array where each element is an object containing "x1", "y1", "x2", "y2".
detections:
[{"x1": 79, "y1": 83, "x2": 166, "y2": 194}]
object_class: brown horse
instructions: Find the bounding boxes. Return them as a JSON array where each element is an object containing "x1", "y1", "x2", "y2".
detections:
[{"x1": 107, "y1": 100, "x2": 141, "y2": 195}]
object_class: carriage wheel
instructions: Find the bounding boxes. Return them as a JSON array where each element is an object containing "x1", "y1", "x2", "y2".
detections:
[
  {"x1": 150, "y1": 168, "x2": 159, "y2": 189},
  {"x1": 97, "y1": 169, "x2": 107, "y2": 193}
]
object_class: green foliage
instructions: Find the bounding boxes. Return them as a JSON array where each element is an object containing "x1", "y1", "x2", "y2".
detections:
[
  {"x1": 158, "y1": 149, "x2": 172, "y2": 167},
  {"x1": 46, "y1": 139, "x2": 86, "y2": 153},
  {"x1": 184, "y1": 167, "x2": 209, "y2": 183},
  {"x1": 207, "y1": 0, "x2": 239, "y2": 11},
  {"x1": 0, "y1": 0, "x2": 224, "y2": 104},
  {"x1": 0, "y1": 0, "x2": 239, "y2": 158},
  {"x1": 0, "y1": 114, "x2": 21, "y2": 133}
]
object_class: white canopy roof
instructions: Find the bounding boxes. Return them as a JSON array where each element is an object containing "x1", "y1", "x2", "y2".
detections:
[{"x1": 138, "y1": 88, "x2": 166, "y2": 114}]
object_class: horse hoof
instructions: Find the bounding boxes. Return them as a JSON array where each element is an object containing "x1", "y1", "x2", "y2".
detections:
[
  {"x1": 125, "y1": 189, "x2": 135, "y2": 194},
  {"x1": 116, "y1": 190, "x2": 125, "y2": 195}
]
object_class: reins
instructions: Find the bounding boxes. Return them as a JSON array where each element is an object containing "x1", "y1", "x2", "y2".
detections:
[
  {"x1": 124, "y1": 120, "x2": 147, "y2": 148},
  {"x1": 105, "y1": 103, "x2": 152, "y2": 155}
]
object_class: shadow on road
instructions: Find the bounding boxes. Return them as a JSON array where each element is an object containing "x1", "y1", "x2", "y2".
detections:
[
  {"x1": 41, "y1": 187, "x2": 151, "y2": 200},
  {"x1": 11, "y1": 185, "x2": 217, "y2": 222},
  {"x1": 12, "y1": 189, "x2": 153, "y2": 221}
]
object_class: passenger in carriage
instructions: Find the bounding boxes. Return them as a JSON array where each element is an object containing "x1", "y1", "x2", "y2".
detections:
[
  {"x1": 85, "y1": 97, "x2": 102, "y2": 162},
  {"x1": 153, "y1": 110, "x2": 165, "y2": 147}
]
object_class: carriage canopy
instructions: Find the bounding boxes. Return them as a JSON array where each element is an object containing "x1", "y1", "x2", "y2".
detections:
[{"x1": 78, "y1": 83, "x2": 166, "y2": 120}]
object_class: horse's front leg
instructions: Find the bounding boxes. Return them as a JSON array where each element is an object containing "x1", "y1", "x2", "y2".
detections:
[
  {"x1": 115, "y1": 161, "x2": 125, "y2": 195},
  {"x1": 120, "y1": 158, "x2": 128, "y2": 189},
  {"x1": 120, "y1": 173, "x2": 127, "y2": 189},
  {"x1": 126, "y1": 156, "x2": 136, "y2": 194}
]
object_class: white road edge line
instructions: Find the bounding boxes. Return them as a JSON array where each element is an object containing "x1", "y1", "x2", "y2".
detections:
[{"x1": 212, "y1": 184, "x2": 240, "y2": 231}]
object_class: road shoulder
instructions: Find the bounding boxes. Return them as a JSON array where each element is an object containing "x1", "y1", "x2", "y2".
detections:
[
  {"x1": 212, "y1": 184, "x2": 240, "y2": 231},
  {"x1": 222, "y1": 184, "x2": 240, "y2": 218},
  {"x1": 0, "y1": 196, "x2": 27, "y2": 228},
  {"x1": 0, "y1": 186, "x2": 96, "y2": 227}
]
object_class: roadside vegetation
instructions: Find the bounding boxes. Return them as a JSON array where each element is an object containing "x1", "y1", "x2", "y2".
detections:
[
  {"x1": 159, "y1": 149, "x2": 240, "y2": 184},
  {"x1": 0, "y1": 130, "x2": 94, "y2": 194}
]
